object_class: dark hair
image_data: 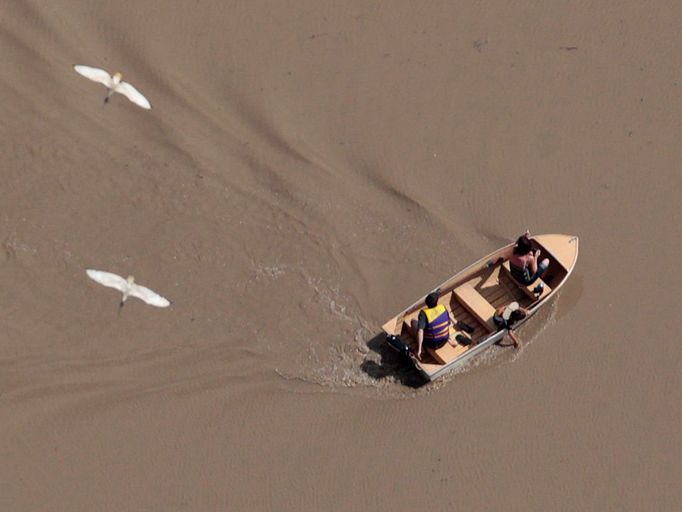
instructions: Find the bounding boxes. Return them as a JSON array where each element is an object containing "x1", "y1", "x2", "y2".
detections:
[
  {"x1": 508, "y1": 309, "x2": 527, "y2": 325},
  {"x1": 425, "y1": 292, "x2": 439, "y2": 308},
  {"x1": 513, "y1": 235, "x2": 533, "y2": 256}
]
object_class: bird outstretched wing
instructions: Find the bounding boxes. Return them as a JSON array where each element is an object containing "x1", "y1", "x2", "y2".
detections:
[
  {"x1": 86, "y1": 269, "x2": 128, "y2": 292},
  {"x1": 74, "y1": 65, "x2": 112, "y2": 87},
  {"x1": 129, "y1": 284, "x2": 170, "y2": 307},
  {"x1": 116, "y1": 81, "x2": 152, "y2": 109}
]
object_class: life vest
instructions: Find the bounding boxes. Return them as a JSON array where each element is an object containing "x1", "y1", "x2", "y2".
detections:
[{"x1": 422, "y1": 304, "x2": 450, "y2": 344}]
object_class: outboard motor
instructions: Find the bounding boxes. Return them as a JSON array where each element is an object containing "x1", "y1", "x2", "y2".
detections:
[{"x1": 386, "y1": 334, "x2": 411, "y2": 357}]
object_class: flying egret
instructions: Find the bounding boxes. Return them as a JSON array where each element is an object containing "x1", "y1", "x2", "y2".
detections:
[
  {"x1": 73, "y1": 65, "x2": 152, "y2": 109},
  {"x1": 86, "y1": 269, "x2": 170, "y2": 310}
]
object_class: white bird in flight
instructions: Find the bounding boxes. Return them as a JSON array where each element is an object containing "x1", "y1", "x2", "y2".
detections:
[
  {"x1": 74, "y1": 65, "x2": 152, "y2": 109},
  {"x1": 86, "y1": 269, "x2": 170, "y2": 310}
]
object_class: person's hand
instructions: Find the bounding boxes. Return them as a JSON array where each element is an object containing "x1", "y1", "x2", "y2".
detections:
[
  {"x1": 534, "y1": 249, "x2": 541, "y2": 258},
  {"x1": 416, "y1": 348, "x2": 422, "y2": 360}
]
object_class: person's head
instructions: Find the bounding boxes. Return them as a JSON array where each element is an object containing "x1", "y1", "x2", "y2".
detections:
[
  {"x1": 501, "y1": 302, "x2": 526, "y2": 326},
  {"x1": 513, "y1": 235, "x2": 533, "y2": 256},
  {"x1": 508, "y1": 308, "x2": 527, "y2": 325},
  {"x1": 425, "y1": 292, "x2": 439, "y2": 308}
]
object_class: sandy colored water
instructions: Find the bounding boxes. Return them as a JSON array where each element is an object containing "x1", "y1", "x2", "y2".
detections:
[{"x1": 1, "y1": 1, "x2": 680, "y2": 510}]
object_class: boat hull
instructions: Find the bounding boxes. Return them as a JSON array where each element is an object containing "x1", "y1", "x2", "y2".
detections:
[{"x1": 381, "y1": 234, "x2": 579, "y2": 381}]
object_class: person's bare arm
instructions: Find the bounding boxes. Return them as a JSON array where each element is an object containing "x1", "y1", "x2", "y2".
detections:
[
  {"x1": 529, "y1": 250, "x2": 541, "y2": 274},
  {"x1": 508, "y1": 329, "x2": 520, "y2": 348},
  {"x1": 447, "y1": 312, "x2": 457, "y2": 345},
  {"x1": 416, "y1": 329, "x2": 424, "y2": 359}
]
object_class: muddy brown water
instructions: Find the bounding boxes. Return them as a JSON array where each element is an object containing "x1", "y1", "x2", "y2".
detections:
[{"x1": 1, "y1": 2, "x2": 680, "y2": 510}]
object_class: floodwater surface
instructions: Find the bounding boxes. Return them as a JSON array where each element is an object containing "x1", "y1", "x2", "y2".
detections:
[{"x1": 1, "y1": 2, "x2": 680, "y2": 511}]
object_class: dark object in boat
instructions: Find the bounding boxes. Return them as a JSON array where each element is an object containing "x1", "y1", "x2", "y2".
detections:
[
  {"x1": 456, "y1": 334, "x2": 472, "y2": 346},
  {"x1": 456, "y1": 320, "x2": 475, "y2": 334}
]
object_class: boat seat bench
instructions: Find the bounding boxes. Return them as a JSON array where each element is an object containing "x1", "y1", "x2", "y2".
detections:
[
  {"x1": 501, "y1": 261, "x2": 552, "y2": 301},
  {"x1": 453, "y1": 283, "x2": 496, "y2": 332},
  {"x1": 426, "y1": 337, "x2": 469, "y2": 364}
]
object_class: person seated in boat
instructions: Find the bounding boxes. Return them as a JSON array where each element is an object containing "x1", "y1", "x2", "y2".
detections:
[
  {"x1": 492, "y1": 301, "x2": 528, "y2": 348},
  {"x1": 507, "y1": 232, "x2": 550, "y2": 289},
  {"x1": 411, "y1": 292, "x2": 454, "y2": 360}
]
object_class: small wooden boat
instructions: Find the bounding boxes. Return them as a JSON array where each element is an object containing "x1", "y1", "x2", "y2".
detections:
[{"x1": 381, "y1": 234, "x2": 579, "y2": 381}]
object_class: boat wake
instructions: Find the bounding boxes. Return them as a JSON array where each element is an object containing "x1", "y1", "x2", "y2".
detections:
[{"x1": 276, "y1": 291, "x2": 561, "y2": 398}]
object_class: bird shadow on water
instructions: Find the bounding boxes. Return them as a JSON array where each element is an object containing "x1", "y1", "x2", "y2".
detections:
[{"x1": 360, "y1": 333, "x2": 428, "y2": 389}]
